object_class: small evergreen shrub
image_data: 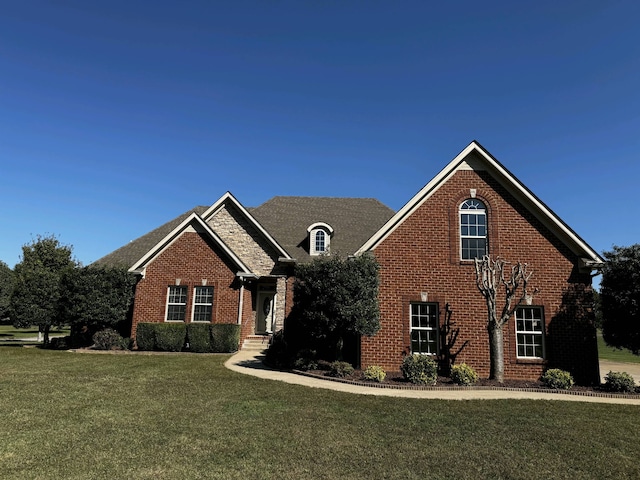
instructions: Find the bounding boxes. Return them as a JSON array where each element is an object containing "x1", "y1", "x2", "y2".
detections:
[
  {"x1": 210, "y1": 324, "x2": 241, "y2": 353},
  {"x1": 187, "y1": 323, "x2": 213, "y2": 353},
  {"x1": 540, "y1": 368, "x2": 574, "y2": 390},
  {"x1": 329, "y1": 361, "x2": 354, "y2": 378},
  {"x1": 363, "y1": 365, "x2": 386, "y2": 383},
  {"x1": 120, "y1": 337, "x2": 133, "y2": 350},
  {"x1": 92, "y1": 328, "x2": 124, "y2": 350},
  {"x1": 451, "y1": 363, "x2": 479, "y2": 386},
  {"x1": 293, "y1": 356, "x2": 319, "y2": 371},
  {"x1": 49, "y1": 336, "x2": 72, "y2": 350},
  {"x1": 604, "y1": 371, "x2": 636, "y2": 393},
  {"x1": 401, "y1": 354, "x2": 438, "y2": 385},
  {"x1": 154, "y1": 323, "x2": 187, "y2": 352},
  {"x1": 135, "y1": 323, "x2": 156, "y2": 351}
]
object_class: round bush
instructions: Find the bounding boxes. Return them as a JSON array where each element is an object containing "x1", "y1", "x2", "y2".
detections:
[
  {"x1": 604, "y1": 371, "x2": 636, "y2": 393},
  {"x1": 329, "y1": 361, "x2": 354, "y2": 378},
  {"x1": 450, "y1": 363, "x2": 478, "y2": 386},
  {"x1": 541, "y1": 368, "x2": 574, "y2": 390},
  {"x1": 92, "y1": 328, "x2": 124, "y2": 350},
  {"x1": 363, "y1": 365, "x2": 386, "y2": 383},
  {"x1": 401, "y1": 354, "x2": 438, "y2": 385}
]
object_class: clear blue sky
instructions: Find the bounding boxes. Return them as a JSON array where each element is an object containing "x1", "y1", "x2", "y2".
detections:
[{"x1": 1, "y1": 1, "x2": 638, "y2": 286}]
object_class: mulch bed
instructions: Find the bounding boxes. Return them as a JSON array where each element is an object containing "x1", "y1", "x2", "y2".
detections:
[{"x1": 296, "y1": 367, "x2": 640, "y2": 398}]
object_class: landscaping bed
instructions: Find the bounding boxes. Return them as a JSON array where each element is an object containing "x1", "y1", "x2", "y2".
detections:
[{"x1": 295, "y1": 366, "x2": 640, "y2": 398}]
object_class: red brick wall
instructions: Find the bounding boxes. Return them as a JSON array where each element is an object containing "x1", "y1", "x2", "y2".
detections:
[
  {"x1": 362, "y1": 168, "x2": 599, "y2": 384},
  {"x1": 130, "y1": 231, "x2": 254, "y2": 347}
]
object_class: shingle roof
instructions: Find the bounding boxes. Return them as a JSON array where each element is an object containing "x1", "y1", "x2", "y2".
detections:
[
  {"x1": 249, "y1": 196, "x2": 395, "y2": 262},
  {"x1": 93, "y1": 206, "x2": 208, "y2": 268},
  {"x1": 95, "y1": 196, "x2": 394, "y2": 269}
]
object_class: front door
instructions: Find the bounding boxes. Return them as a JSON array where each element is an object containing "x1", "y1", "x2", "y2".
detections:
[{"x1": 256, "y1": 292, "x2": 276, "y2": 334}]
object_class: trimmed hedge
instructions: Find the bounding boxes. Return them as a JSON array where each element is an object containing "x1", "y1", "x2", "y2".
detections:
[
  {"x1": 211, "y1": 324, "x2": 241, "y2": 353},
  {"x1": 135, "y1": 322, "x2": 240, "y2": 353},
  {"x1": 154, "y1": 323, "x2": 187, "y2": 352},
  {"x1": 187, "y1": 323, "x2": 214, "y2": 353},
  {"x1": 135, "y1": 323, "x2": 156, "y2": 351}
]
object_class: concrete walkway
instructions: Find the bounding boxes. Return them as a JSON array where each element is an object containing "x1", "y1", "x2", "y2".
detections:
[{"x1": 225, "y1": 349, "x2": 640, "y2": 405}]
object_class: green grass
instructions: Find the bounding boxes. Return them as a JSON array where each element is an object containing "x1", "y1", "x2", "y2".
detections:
[
  {"x1": 1, "y1": 348, "x2": 640, "y2": 479},
  {"x1": 0, "y1": 324, "x2": 69, "y2": 340},
  {"x1": 597, "y1": 330, "x2": 640, "y2": 363}
]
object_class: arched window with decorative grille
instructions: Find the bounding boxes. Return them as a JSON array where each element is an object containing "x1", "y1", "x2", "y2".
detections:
[{"x1": 460, "y1": 199, "x2": 487, "y2": 260}]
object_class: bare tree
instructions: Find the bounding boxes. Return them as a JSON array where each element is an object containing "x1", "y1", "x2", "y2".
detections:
[{"x1": 474, "y1": 255, "x2": 533, "y2": 383}]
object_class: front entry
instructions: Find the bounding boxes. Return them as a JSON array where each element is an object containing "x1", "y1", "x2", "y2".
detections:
[{"x1": 256, "y1": 290, "x2": 276, "y2": 334}]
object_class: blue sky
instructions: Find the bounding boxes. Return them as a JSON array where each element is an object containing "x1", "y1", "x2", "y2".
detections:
[{"x1": 1, "y1": 1, "x2": 638, "y2": 286}]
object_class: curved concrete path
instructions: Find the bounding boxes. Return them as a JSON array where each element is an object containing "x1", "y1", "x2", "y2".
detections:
[{"x1": 225, "y1": 349, "x2": 640, "y2": 404}]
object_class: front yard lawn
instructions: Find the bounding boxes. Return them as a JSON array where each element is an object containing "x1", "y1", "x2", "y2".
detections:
[
  {"x1": 1, "y1": 348, "x2": 639, "y2": 479},
  {"x1": 0, "y1": 324, "x2": 69, "y2": 341},
  {"x1": 597, "y1": 330, "x2": 640, "y2": 364}
]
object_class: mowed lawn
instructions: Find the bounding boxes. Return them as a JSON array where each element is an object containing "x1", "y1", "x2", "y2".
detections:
[{"x1": 1, "y1": 349, "x2": 640, "y2": 480}]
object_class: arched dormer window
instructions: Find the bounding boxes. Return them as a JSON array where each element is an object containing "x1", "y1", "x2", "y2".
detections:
[
  {"x1": 460, "y1": 199, "x2": 487, "y2": 260},
  {"x1": 307, "y1": 222, "x2": 334, "y2": 256}
]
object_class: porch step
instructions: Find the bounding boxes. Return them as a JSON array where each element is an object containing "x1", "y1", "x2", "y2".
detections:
[{"x1": 242, "y1": 335, "x2": 271, "y2": 352}]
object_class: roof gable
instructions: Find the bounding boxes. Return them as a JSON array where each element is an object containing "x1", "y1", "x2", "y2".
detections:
[
  {"x1": 202, "y1": 192, "x2": 292, "y2": 260},
  {"x1": 128, "y1": 213, "x2": 252, "y2": 275},
  {"x1": 357, "y1": 141, "x2": 604, "y2": 265}
]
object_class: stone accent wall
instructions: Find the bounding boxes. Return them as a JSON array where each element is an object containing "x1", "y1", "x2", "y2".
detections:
[
  {"x1": 362, "y1": 167, "x2": 599, "y2": 385},
  {"x1": 206, "y1": 203, "x2": 279, "y2": 277}
]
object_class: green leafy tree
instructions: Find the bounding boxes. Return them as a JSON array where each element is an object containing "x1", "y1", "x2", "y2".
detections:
[
  {"x1": 601, "y1": 244, "x2": 640, "y2": 353},
  {"x1": 10, "y1": 235, "x2": 77, "y2": 344},
  {"x1": 289, "y1": 253, "x2": 380, "y2": 361},
  {"x1": 59, "y1": 265, "x2": 137, "y2": 344},
  {"x1": 0, "y1": 261, "x2": 14, "y2": 322}
]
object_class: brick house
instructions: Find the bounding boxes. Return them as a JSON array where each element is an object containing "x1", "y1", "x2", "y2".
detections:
[{"x1": 97, "y1": 141, "x2": 603, "y2": 384}]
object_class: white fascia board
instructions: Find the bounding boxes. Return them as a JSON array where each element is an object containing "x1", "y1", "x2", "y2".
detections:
[
  {"x1": 357, "y1": 141, "x2": 604, "y2": 264},
  {"x1": 202, "y1": 191, "x2": 293, "y2": 260},
  {"x1": 128, "y1": 212, "x2": 253, "y2": 275}
]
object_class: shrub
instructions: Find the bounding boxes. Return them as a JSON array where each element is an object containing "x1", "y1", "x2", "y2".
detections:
[
  {"x1": 363, "y1": 365, "x2": 386, "y2": 383},
  {"x1": 604, "y1": 371, "x2": 636, "y2": 393},
  {"x1": 264, "y1": 330, "x2": 295, "y2": 368},
  {"x1": 48, "y1": 336, "x2": 72, "y2": 350},
  {"x1": 154, "y1": 323, "x2": 187, "y2": 352},
  {"x1": 540, "y1": 368, "x2": 574, "y2": 390},
  {"x1": 210, "y1": 324, "x2": 240, "y2": 353},
  {"x1": 92, "y1": 328, "x2": 124, "y2": 350},
  {"x1": 187, "y1": 323, "x2": 213, "y2": 353},
  {"x1": 135, "y1": 323, "x2": 156, "y2": 351},
  {"x1": 451, "y1": 363, "x2": 479, "y2": 386},
  {"x1": 293, "y1": 356, "x2": 319, "y2": 371},
  {"x1": 401, "y1": 354, "x2": 438, "y2": 385},
  {"x1": 329, "y1": 361, "x2": 354, "y2": 378}
]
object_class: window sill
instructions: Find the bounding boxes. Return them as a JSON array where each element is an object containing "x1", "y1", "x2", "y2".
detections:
[{"x1": 516, "y1": 357, "x2": 546, "y2": 365}]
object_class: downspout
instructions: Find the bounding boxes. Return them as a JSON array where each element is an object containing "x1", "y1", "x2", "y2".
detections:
[{"x1": 237, "y1": 277, "x2": 244, "y2": 325}]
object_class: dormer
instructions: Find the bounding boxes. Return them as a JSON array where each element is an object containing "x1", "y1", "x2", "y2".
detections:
[{"x1": 307, "y1": 222, "x2": 334, "y2": 256}]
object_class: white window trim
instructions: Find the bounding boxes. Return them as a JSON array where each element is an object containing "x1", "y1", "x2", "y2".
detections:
[
  {"x1": 309, "y1": 225, "x2": 332, "y2": 256},
  {"x1": 409, "y1": 303, "x2": 439, "y2": 356},
  {"x1": 165, "y1": 285, "x2": 187, "y2": 322},
  {"x1": 515, "y1": 306, "x2": 545, "y2": 359},
  {"x1": 459, "y1": 198, "x2": 487, "y2": 260},
  {"x1": 191, "y1": 286, "x2": 214, "y2": 323}
]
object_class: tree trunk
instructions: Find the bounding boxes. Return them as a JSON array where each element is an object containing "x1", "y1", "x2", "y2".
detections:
[
  {"x1": 488, "y1": 322, "x2": 504, "y2": 383},
  {"x1": 41, "y1": 324, "x2": 50, "y2": 346}
]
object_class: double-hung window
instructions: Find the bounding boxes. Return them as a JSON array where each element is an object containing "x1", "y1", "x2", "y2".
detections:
[
  {"x1": 460, "y1": 199, "x2": 487, "y2": 260},
  {"x1": 192, "y1": 286, "x2": 214, "y2": 322},
  {"x1": 314, "y1": 230, "x2": 326, "y2": 254},
  {"x1": 515, "y1": 307, "x2": 544, "y2": 359},
  {"x1": 410, "y1": 303, "x2": 439, "y2": 355},
  {"x1": 166, "y1": 286, "x2": 187, "y2": 322}
]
